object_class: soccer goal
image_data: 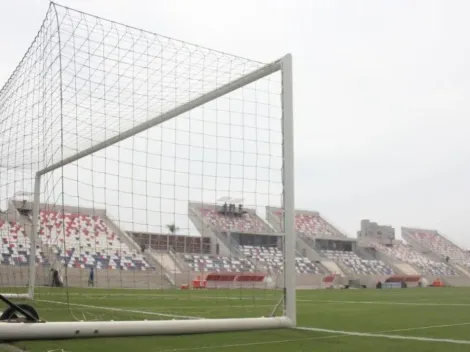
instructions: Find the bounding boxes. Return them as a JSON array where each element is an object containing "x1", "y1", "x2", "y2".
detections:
[{"x1": 0, "y1": 2, "x2": 295, "y2": 340}]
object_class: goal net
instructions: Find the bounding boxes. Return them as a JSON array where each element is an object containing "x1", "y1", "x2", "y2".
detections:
[{"x1": 0, "y1": 2, "x2": 295, "y2": 339}]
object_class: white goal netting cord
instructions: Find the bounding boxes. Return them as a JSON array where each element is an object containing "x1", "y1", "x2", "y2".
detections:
[{"x1": 0, "y1": 2, "x2": 288, "y2": 323}]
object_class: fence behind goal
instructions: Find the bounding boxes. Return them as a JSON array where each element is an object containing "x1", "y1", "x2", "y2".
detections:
[{"x1": 0, "y1": 2, "x2": 295, "y2": 327}]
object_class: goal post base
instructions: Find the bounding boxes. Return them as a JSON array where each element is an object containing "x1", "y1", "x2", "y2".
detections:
[
  {"x1": 0, "y1": 294, "x2": 31, "y2": 299},
  {"x1": 0, "y1": 293, "x2": 40, "y2": 322},
  {"x1": 0, "y1": 316, "x2": 293, "y2": 341}
]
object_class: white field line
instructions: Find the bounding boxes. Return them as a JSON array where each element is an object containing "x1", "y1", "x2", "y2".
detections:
[
  {"x1": 300, "y1": 321, "x2": 470, "y2": 335},
  {"x1": 34, "y1": 293, "x2": 470, "y2": 306},
  {"x1": 296, "y1": 299, "x2": 470, "y2": 307},
  {"x1": 297, "y1": 326, "x2": 470, "y2": 345},
  {"x1": 35, "y1": 299, "x2": 203, "y2": 320},
  {"x1": 0, "y1": 344, "x2": 27, "y2": 352},
  {"x1": 155, "y1": 334, "x2": 355, "y2": 352},
  {"x1": 33, "y1": 293, "x2": 280, "y2": 303},
  {"x1": 35, "y1": 292, "x2": 280, "y2": 300},
  {"x1": 153, "y1": 321, "x2": 470, "y2": 352},
  {"x1": 34, "y1": 293, "x2": 470, "y2": 307},
  {"x1": 33, "y1": 304, "x2": 275, "y2": 311},
  {"x1": 34, "y1": 291, "x2": 278, "y2": 297},
  {"x1": 378, "y1": 321, "x2": 470, "y2": 333}
]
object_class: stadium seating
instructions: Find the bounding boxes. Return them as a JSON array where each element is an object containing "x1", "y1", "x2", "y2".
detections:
[
  {"x1": 403, "y1": 229, "x2": 470, "y2": 263},
  {"x1": 197, "y1": 208, "x2": 269, "y2": 233},
  {"x1": 182, "y1": 254, "x2": 255, "y2": 272},
  {"x1": 0, "y1": 220, "x2": 48, "y2": 266},
  {"x1": 371, "y1": 243, "x2": 457, "y2": 276},
  {"x1": 130, "y1": 232, "x2": 211, "y2": 254},
  {"x1": 322, "y1": 250, "x2": 393, "y2": 275},
  {"x1": 38, "y1": 211, "x2": 150, "y2": 270},
  {"x1": 241, "y1": 245, "x2": 324, "y2": 274},
  {"x1": 269, "y1": 209, "x2": 345, "y2": 239},
  {"x1": 241, "y1": 245, "x2": 283, "y2": 271}
]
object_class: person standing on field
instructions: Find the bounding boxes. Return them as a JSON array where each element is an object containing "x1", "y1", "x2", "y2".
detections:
[
  {"x1": 88, "y1": 267, "x2": 94, "y2": 287},
  {"x1": 51, "y1": 268, "x2": 63, "y2": 287}
]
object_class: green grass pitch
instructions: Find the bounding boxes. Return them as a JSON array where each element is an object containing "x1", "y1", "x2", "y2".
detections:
[{"x1": 3, "y1": 287, "x2": 470, "y2": 352}]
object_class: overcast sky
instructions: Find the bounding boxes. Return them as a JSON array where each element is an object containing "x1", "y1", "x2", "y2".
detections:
[{"x1": 1, "y1": 0, "x2": 469, "y2": 248}]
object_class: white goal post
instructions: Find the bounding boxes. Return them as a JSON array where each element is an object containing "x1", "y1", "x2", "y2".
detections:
[{"x1": 0, "y1": 2, "x2": 295, "y2": 340}]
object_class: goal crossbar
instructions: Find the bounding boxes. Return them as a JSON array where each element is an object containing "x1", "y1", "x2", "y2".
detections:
[{"x1": 37, "y1": 58, "x2": 285, "y2": 177}]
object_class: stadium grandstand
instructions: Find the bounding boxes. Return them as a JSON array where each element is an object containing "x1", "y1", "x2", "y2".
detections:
[
  {"x1": 368, "y1": 242, "x2": 458, "y2": 277},
  {"x1": 402, "y1": 227, "x2": 470, "y2": 263},
  {"x1": 265, "y1": 207, "x2": 397, "y2": 287},
  {"x1": 1, "y1": 199, "x2": 160, "y2": 289},
  {"x1": 2, "y1": 198, "x2": 470, "y2": 290}
]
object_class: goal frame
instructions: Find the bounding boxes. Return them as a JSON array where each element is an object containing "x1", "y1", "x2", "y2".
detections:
[{"x1": 2, "y1": 54, "x2": 296, "y2": 340}]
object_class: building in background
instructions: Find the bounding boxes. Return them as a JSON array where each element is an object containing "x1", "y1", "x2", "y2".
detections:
[{"x1": 357, "y1": 219, "x2": 395, "y2": 245}]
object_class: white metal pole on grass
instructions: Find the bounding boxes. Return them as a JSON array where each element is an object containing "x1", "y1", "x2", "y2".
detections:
[
  {"x1": 28, "y1": 173, "x2": 41, "y2": 299},
  {"x1": 281, "y1": 54, "x2": 296, "y2": 327},
  {"x1": 0, "y1": 317, "x2": 292, "y2": 341}
]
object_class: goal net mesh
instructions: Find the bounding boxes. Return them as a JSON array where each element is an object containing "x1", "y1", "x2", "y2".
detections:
[{"x1": 0, "y1": 3, "x2": 288, "y2": 323}]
